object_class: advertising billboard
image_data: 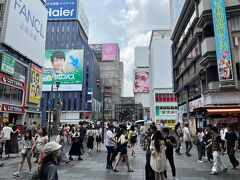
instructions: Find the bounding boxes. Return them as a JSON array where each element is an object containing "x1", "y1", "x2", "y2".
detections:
[
  {"x1": 3, "y1": 0, "x2": 48, "y2": 67},
  {"x1": 102, "y1": 44, "x2": 117, "y2": 62},
  {"x1": 46, "y1": 0, "x2": 77, "y2": 20},
  {"x1": 211, "y1": 0, "x2": 234, "y2": 82},
  {"x1": 29, "y1": 65, "x2": 43, "y2": 105},
  {"x1": 78, "y1": 2, "x2": 89, "y2": 38},
  {"x1": 134, "y1": 72, "x2": 149, "y2": 93},
  {"x1": 42, "y1": 50, "x2": 84, "y2": 91}
]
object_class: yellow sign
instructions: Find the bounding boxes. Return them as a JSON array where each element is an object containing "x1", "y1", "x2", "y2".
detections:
[{"x1": 29, "y1": 64, "x2": 43, "y2": 105}]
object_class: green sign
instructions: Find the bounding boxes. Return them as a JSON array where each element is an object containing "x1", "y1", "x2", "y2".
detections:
[
  {"x1": 13, "y1": 72, "x2": 25, "y2": 82},
  {"x1": 1, "y1": 54, "x2": 15, "y2": 75},
  {"x1": 42, "y1": 49, "x2": 84, "y2": 91}
]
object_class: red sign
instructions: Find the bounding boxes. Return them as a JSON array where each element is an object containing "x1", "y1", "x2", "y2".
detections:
[
  {"x1": 1, "y1": 104, "x2": 24, "y2": 114},
  {"x1": 0, "y1": 72, "x2": 24, "y2": 89}
]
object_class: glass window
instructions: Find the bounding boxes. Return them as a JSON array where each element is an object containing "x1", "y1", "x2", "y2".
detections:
[{"x1": 3, "y1": 85, "x2": 11, "y2": 103}]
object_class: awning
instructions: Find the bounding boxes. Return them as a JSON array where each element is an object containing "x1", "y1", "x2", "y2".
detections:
[{"x1": 207, "y1": 108, "x2": 240, "y2": 114}]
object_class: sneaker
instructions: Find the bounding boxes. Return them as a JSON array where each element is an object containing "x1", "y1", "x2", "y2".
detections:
[
  {"x1": 210, "y1": 171, "x2": 218, "y2": 175},
  {"x1": 13, "y1": 172, "x2": 20, "y2": 177},
  {"x1": 88, "y1": 149, "x2": 92, "y2": 154},
  {"x1": 133, "y1": 153, "x2": 136, "y2": 157},
  {"x1": 198, "y1": 160, "x2": 203, "y2": 163},
  {"x1": 29, "y1": 171, "x2": 32, "y2": 175}
]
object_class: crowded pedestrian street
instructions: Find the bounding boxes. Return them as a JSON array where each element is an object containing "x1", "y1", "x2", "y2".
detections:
[{"x1": 0, "y1": 136, "x2": 239, "y2": 180}]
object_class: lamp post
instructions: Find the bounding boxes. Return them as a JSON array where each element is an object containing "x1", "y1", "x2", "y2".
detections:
[{"x1": 48, "y1": 81, "x2": 60, "y2": 141}]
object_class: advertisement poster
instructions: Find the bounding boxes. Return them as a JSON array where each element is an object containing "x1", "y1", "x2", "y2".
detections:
[
  {"x1": 46, "y1": 0, "x2": 78, "y2": 20},
  {"x1": 1, "y1": 53, "x2": 15, "y2": 76},
  {"x1": 134, "y1": 72, "x2": 149, "y2": 93},
  {"x1": 42, "y1": 50, "x2": 83, "y2": 91},
  {"x1": 102, "y1": 44, "x2": 117, "y2": 62},
  {"x1": 212, "y1": 0, "x2": 234, "y2": 82},
  {"x1": 29, "y1": 65, "x2": 43, "y2": 105}
]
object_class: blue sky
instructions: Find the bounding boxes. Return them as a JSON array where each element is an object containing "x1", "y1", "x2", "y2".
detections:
[{"x1": 81, "y1": 0, "x2": 170, "y2": 96}]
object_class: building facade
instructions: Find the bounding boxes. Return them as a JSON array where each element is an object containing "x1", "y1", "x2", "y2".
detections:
[
  {"x1": 171, "y1": 0, "x2": 240, "y2": 133},
  {"x1": 149, "y1": 30, "x2": 177, "y2": 126},
  {"x1": 90, "y1": 44, "x2": 124, "y2": 121},
  {"x1": 41, "y1": 1, "x2": 101, "y2": 126},
  {"x1": 0, "y1": 0, "x2": 47, "y2": 125},
  {"x1": 134, "y1": 47, "x2": 150, "y2": 121}
]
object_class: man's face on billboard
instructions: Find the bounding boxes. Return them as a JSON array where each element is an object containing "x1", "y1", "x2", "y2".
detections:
[
  {"x1": 134, "y1": 72, "x2": 149, "y2": 92},
  {"x1": 52, "y1": 57, "x2": 64, "y2": 71}
]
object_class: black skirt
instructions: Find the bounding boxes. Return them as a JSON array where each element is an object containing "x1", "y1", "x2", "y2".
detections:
[
  {"x1": 130, "y1": 135, "x2": 137, "y2": 144},
  {"x1": 87, "y1": 136, "x2": 94, "y2": 149},
  {"x1": 69, "y1": 137, "x2": 81, "y2": 156},
  {"x1": 96, "y1": 135, "x2": 102, "y2": 143}
]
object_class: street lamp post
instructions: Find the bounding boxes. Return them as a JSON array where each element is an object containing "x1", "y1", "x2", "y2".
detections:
[{"x1": 48, "y1": 82, "x2": 60, "y2": 141}]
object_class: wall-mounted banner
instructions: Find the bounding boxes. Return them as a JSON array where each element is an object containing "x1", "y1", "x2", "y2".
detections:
[
  {"x1": 211, "y1": 0, "x2": 234, "y2": 82},
  {"x1": 42, "y1": 49, "x2": 83, "y2": 91},
  {"x1": 29, "y1": 65, "x2": 43, "y2": 105}
]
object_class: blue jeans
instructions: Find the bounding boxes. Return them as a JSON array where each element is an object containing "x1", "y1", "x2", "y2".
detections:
[{"x1": 185, "y1": 141, "x2": 192, "y2": 154}]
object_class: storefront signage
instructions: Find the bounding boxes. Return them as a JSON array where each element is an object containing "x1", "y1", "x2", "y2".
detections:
[
  {"x1": 211, "y1": 0, "x2": 234, "y2": 82},
  {"x1": 0, "y1": 73, "x2": 24, "y2": 89},
  {"x1": 189, "y1": 98, "x2": 203, "y2": 112},
  {"x1": 1, "y1": 104, "x2": 24, "y2": 113},
  {"x1": 214, "y1": 117, "x2": 238, "y2": 123},
  {"x1": 1, "y1": 53, "x2": 15, "y2": 75},
  {"x1": 13, "y1": 72, "x2": 25, "y2": 82}
]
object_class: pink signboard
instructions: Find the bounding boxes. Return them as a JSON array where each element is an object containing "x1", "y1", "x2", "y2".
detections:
[{"x1": 102, "y1": 44, "x2": 117, "y2": 61}]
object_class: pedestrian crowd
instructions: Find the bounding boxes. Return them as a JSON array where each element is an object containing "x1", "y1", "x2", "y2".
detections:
[{"x1": 0, "y1": 120, "x2": 240, "y2": 180}]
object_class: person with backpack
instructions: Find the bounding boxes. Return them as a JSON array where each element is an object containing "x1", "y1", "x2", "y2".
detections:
[{"x1": 38, "y1": 141, "x2": 61, "y2": 180}]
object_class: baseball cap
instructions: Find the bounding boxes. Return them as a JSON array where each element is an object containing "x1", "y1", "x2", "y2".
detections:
[{"x1": 43, "y1": 141, "x2": 62, "y2": 155}]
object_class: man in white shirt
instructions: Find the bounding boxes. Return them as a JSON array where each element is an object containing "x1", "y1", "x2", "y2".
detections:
[
  {"x1": 183, "y1": 123, "x2": 192, "y2": 156},
  {"x1": 105, "y1": 124, "x2": 117, "y2": 169},
  {"x1": 2, "y1": 122, "x2": 13, "y2": 159}
]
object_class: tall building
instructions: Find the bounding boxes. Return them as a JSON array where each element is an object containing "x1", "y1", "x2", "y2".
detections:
[
  {"x1": 149, "y1": 30, "x2": 177, "y2": 127},
  {"x1": 0, "y1": 0, "x2": 48, "y2": 125},
  {"x1": 90, "y1": 43, "x2": 123, "y2": 121},
  {"x1": 134, "y1": 47, "x2": 150, "y2": 121},
  {"x1": 41, "y1": 0, "x2": 101, "y2": 126},
  {"x1": 170, "y1": 0, "x2": 186, "y2": 30},
  {"x1": 171, "y1": 0, "x2": 240, "y2": 133}
]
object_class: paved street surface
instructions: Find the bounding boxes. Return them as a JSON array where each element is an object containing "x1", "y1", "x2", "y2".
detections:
[{"x1": 0, "y1": 139, "x2": 240, "y2": 180}]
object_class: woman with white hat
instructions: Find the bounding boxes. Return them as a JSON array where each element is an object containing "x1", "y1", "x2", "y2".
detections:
[{"x1": 39, "y1": 141, "x2": 61, "y2": 180}]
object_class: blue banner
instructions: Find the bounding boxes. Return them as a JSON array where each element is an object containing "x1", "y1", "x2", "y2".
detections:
[
  {"x1": 211, "y1": 0, "x2": 234, "y2": 81},
  {"x1": 46, "y1": 0, "x2": 78, "y2": 20}
]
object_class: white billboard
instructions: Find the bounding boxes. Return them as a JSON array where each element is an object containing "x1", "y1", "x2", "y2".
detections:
[
  {"x1": 3, "y1": 0, "x2": 48, "y2": 67},
  {"x1": 78, "y1": 2, "x2": 89, "y2": 38}
]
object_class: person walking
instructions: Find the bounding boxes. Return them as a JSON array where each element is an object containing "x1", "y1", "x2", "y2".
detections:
[
  {"x1": 225, "y1": 126, "x2": 239, "y2": 170},
  {"x1": 183, "y1": 123, "x2": 192, "y2": 156},
  {"x1": 106, "y1": 124, "x2": 117, "y2": 169},
  {"x1": 196, "y1": 128, "x2": 204, "y2": 163},
  {"x1": 174, "y1": 123, "x2": 182, "y2": 155},
  {"x1": 38, "y1": 141, "x2": 61, "y2": 180},
  {"x1": 129, "y1": 125, "x2": 138, "y2": 157},
  {"x1": 162, "y1": 128, "x2": 176, "y2": 179},
  {"x1": 112, "y1": 128, "x2": 134, "y2": 172},
  {"x1": 10, "y1": 125, "x2": 19, "y2": 158},
  {"x1": 69, "y1": 127, "x2": 82, "y2": 161},
  {"x1": 56, "y1": 129, "x2": 69, "y2": 164},
  {"x1": 2, "y1": 122, "x2": 13, "y2": 159},
  {"x1": 96, "y1": 127, "x2": 102, "y2": 152},
  {"x1": 206, "y1": 126, "x2": 227, "y2": 175},
  {"x1": 204, "y1": 124, "x2": 213, "y2": 163},
  {"x1": 139, "y1": 123, "x2": 145, "y2": 146},
  {"x1": 0, "y1": 126, "x2": 4, "y2": 159},
  {"x1": 34, "y1": 128, "x2": 48, "y2": 163},
  {"x1": 86, "y1": 126, "x2": 95, "y2": 154},
  {"x1": 150, "y1": 130, "x2": 167, "y2": 180},
  {"x1": 13, "y1": 129, "x2": 35, "y2": 177}
]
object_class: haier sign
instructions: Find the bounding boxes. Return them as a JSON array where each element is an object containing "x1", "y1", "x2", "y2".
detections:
[{"x1": 46, "y1": 0, "x2": 77, "y2": 20}]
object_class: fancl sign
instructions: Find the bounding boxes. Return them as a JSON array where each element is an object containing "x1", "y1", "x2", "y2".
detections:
[
  {"x1": 3, "y1": 0, "x2": 47, "y2": 67},
  {"x1": 46, "y1": 0, "x2": 77, "y2": 20}
]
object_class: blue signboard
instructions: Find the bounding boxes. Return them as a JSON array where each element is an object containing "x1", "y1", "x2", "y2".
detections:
[
  {"x1": 46, "y1": 0, "x2": 78, "y2": 20},
  {"x1": 211, "y1": 0, "x2": 234, "y2": 82}
]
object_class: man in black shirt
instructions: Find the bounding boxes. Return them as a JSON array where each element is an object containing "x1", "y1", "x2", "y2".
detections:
[
  {"x1": 225, "y1": 126, "x2": 239, "y2": 170},
  {"x1": 163, "y1": 128, "x2": 176, "y2": 178},
  {"x1": 204, "y1": 124, "x2": 213, "y2": 163}
]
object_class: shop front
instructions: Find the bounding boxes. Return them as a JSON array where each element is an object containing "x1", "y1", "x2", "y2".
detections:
[{"x1": 0, "y1": 72, "x2": 26, "y2": 125}]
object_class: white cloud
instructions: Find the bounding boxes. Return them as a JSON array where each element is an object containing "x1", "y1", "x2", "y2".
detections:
[{"x1": 121, "y1": 31, "x2": 152, "y2": 96}]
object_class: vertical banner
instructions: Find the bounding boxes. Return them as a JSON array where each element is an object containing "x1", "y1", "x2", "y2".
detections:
[
  {"x1": 29, "y1": 65, "x2": 43, "y2": 105},
  {"x1": 211, "y1": 0, "x2": 234, "y2": 82}
]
